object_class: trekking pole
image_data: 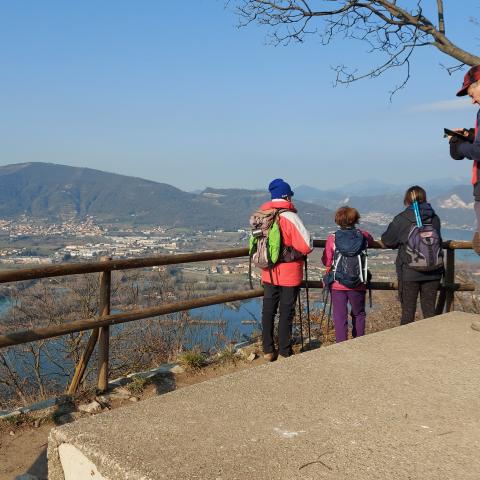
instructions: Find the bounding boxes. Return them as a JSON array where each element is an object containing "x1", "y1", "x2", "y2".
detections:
[
  {"x1": 325, "y1": 293, "x2": 333, "y2": 341},
  {"x1": 320, "y1": 287, "x2": 329, "y2": 341},
  {"x1": 297, "y1": 293, "x2": 304, "y2": 351},
  {"x1": 248, "y1": 255, "x2": 254, "y2": 289},
  {"x1": 304, "y1": 257, "x2": 311, "y2": 349}
]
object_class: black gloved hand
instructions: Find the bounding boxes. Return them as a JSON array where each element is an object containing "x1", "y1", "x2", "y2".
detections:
[
  {"x1": 467, "y1": 128, "x2": 476, "y2": 142},
  {"x1": 449, "y1": 136, "x2": 466, "y2": 160}
]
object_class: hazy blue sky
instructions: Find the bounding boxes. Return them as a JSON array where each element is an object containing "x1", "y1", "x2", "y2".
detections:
[{"x1": 0, "y1": 1, "x2": 479, "y2": 191}]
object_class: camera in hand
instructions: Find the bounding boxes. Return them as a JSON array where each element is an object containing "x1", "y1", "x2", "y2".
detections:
[{"x1": 444, "y1": 128, "x2": 475, "y2": 142}]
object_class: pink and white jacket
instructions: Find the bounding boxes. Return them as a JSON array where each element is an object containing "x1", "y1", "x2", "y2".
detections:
[
  {"x1": 258, "y1": 199, "x2": 313, "y2": 287},
  {"x1": 322, "y1": 229, "x2": 374, "y2": 291}
]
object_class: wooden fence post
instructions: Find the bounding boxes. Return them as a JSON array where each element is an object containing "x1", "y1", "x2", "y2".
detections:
[
  {"x1": 67, "y1": 328, "x2": 99, "y2": 395},
  {"x1": 444, "y1": 248, "x2": 455, "y2": 313},
  {"x1": 435, "y1": 289, "x2": 446, "y2": 315},
  {"x1": 97, "y1": 257, "x2": 111, "y2": 393},
  {"x1": 435, "y1": 248, "x2": 447, "y2": 315}
]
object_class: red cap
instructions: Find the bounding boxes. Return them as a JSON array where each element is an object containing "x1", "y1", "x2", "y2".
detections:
[{"x1": 457, "y1": 65, "x2": 480, "y2": 96}]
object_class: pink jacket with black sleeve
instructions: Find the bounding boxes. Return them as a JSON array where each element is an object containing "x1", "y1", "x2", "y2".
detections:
[{"x1": 321, "y1": 230, "x2": 374, "y2": 291}]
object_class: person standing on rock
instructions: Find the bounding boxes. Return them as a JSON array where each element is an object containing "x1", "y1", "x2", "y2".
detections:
[
  {"x1": 250, "y1": 179, "x2": 312, "y2": 361},
  {"x1": 447, "y1": 64, "x2": 480, "y2": 255},
  {"x1": 446, "y1": 65, "x2": 480, "y2": 331}
]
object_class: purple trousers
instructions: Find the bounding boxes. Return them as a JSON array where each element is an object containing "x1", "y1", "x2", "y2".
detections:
[{"x1": 331, "y1": 289, "x2": 366, "y2": 343}]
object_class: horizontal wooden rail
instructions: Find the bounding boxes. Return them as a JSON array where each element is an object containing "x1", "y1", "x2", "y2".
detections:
[
  {"x1": 441, "y1": 240, "x2": 473, "y2": 250},
  {"x1": 0, "y1": 289, "x2": 264, "y2": 349},
  {"x1": 0, "y1": 248, "x2": 249, "y2": 284},
  {"x1": 0, "y1": 240, "x2": 472, "y2": 285}
]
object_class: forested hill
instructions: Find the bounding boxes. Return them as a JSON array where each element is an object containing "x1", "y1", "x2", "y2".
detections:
[{"x1": 0, "y1": 163, "x2": 333, "y2": 229}]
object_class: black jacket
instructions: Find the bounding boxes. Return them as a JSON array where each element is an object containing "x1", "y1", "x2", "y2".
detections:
[
  {"x1": 449, "y1": 109, "x2": 480, "y2": 201},
  {"x1": 381, "y1": 203, "x2": 443, "y2": 282}
]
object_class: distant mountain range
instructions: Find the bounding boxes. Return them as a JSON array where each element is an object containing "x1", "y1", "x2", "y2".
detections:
[
  {"x1": 0, "y1": 163, "x2": 333, "y2": 229},
  {"x1": 294, "y1": 182, "x2": 476, "y2": 228},
  {"x1": 295, "y1": 176, "x2": 470, "y2": 207},
  {"x1": 0, "y1": 162, "x2": 475, "y2": 230}
]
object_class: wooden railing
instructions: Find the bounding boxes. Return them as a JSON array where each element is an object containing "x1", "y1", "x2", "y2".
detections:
[{"x1": 0, "y1": 240, "x2": 475, "y2": 394}]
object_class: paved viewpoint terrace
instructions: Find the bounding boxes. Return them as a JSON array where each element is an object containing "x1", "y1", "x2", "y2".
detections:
[{"x1": 48, "y1": 312, "x2": 480, "y2": 479}]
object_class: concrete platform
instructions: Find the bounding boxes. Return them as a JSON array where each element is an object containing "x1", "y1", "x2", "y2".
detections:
[{"x1": 48, "y1": 312, "x2": 480, "y2": 479}]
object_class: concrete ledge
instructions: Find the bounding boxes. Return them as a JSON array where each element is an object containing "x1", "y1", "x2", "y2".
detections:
[{"x1": 48, "y1": 312, "x2": 480, "y2": 479}]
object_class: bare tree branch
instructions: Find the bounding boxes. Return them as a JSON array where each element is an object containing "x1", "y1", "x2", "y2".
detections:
[
  {"x1": 232, "y1": 1, "x2": 480, "y2": 92},
  {"x1": 437, "y1": 0, "x2": 445, "y2": 34}
]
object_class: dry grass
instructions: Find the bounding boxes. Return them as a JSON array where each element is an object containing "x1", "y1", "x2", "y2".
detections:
[{"x1": 177, "y1": 350, "x2": 209, "y2": 371}]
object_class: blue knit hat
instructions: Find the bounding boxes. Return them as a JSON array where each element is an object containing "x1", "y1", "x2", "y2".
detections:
[{"x1": 268, "y1": 178, "x2": 294, "y2": 199}]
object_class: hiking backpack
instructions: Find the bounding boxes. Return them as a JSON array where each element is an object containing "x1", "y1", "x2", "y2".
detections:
[
  {"x1": 405, "y1": 223, "x2": 444, "y2": 271},
  {"x1": 332, "y1": 228, "x2": 369, "y2": 289},
  {"x1": 249, "y1": 209, "x2": 284, "y2": 269},
  {"x1": 248, "y1": 208, "x2": 304, "y2": 269}
]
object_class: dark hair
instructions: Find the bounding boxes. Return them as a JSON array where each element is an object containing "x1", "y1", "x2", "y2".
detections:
[
  {"x1": 404, "y1": 185, "x2": 427, "y2": 206},
  {"x1": 335, "y1": 206, "x2": 360, "y2": 228}
]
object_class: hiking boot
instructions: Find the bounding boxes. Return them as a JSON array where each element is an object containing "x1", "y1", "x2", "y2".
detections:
[
  {"x1": 471, "y1": 320, "x2": 480, "y2": 332},
  {"x1": 263, "y1": 352, "x2": 276, "y2": 362},
  {"x1": 473, "y1": 232, "x2": 480, "y2": 255}
]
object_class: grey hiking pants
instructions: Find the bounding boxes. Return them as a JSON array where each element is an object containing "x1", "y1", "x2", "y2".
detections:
[{"x1": 475, "y1": 201, "x2": 480, "y2": 232}]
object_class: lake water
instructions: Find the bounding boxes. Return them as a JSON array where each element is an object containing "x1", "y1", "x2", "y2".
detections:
[
  {"x1": 0, "y1": 297, "x2": 266, "y2": 388},
  {"x1": 0, "y1": 295, "x2": 321, "y2": 392},
  {"x1": 443, "y1": 228, "x2": 480, "y2": 263},
  {"x1": 0, "y1": 298, "x2": 8, "y2": 316},
  {"x1": 0, "y1": 297, "x2": 263, "y2": 347},
  {"x1": 189, "y1": 299, "x2": 261, "y2": 344}
]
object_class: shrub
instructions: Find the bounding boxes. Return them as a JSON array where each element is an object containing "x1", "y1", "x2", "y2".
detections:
[
  {"x1": 215, "y1": 346, "x2": 236, "y2": 365},
  {"x1": 177, "y1": 350, "x2": 208, "y2": 371},
  {"x1": 126, "y1": 376, "x2": 150, "y2": 396}
]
